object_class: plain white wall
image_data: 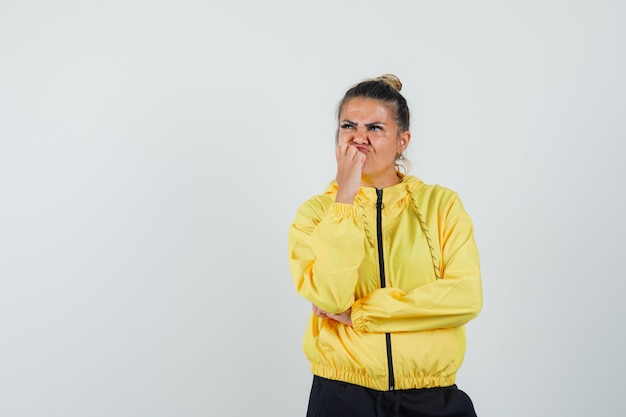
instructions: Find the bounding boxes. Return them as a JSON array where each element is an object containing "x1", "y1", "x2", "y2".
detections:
[{"x1": 1, "y1": 1, "x2": 625, "y2": 416}]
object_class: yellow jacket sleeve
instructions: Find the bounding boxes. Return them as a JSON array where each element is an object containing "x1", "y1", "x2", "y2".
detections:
[
  {"x1": 288, "y1": 200, "x2": 365, "y2": 314},
  {"x1": 351, "y1": 196, "x2": 482, "y2": 333}
]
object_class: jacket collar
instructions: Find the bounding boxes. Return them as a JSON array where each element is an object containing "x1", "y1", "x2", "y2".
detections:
[{"x1": 324, "y1": 175, "x2": 424, "y2": 205}]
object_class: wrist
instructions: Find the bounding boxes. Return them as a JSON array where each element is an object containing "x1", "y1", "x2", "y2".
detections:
[{"x1": 335, "y1": 189, "x2": 357, "y2": 204}]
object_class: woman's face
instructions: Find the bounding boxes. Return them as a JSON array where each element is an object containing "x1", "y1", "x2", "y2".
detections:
[{"x1": 338, "y1": 97, "x2": 410, "y2": 181}]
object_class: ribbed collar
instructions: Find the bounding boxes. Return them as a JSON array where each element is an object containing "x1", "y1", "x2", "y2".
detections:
[{"x1": 323, "y1": 175, "x2": 425, "y2": 206}]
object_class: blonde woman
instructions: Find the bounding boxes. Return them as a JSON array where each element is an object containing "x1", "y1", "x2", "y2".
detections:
[{"x1": 288, "y1": 74, "x2": 483, "y2": 417}]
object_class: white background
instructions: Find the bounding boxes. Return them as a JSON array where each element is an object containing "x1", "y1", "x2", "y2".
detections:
[{"x1": 1, "y1": 1, "x2": 625, "y2": 416}]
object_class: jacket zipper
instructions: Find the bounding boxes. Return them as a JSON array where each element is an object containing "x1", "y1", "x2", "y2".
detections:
[{"x1": 376, "y1": 189, "x2": 395, "y2": 391}]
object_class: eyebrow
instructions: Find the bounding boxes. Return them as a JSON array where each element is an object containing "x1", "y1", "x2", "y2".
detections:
[{"x1": 341, "y1": 119, "x2": 387, "y2": 127}]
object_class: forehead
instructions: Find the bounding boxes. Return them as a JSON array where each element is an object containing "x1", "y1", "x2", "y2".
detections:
[{"x1": 340, "y1": 98, "x2": 394, "y2": 122}]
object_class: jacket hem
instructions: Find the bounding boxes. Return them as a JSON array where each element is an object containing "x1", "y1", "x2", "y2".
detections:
[{"x1": 310, "y1": 363, "x2": 457, "y2": 391}]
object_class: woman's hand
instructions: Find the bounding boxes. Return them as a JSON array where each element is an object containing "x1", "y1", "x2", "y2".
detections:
[
  {"x1": 312, "y1": 304, "x2": 353, "y2": 326},
  {"x1": 335, "y1": 144, "x2": 365, "y2": 204}
]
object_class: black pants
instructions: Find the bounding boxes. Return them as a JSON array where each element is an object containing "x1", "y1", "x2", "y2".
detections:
[{"x1": 306, "y1": 376, "x2": 478, "y2": 417}]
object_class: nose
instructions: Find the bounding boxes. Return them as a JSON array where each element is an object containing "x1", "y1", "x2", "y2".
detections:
[{"x1": 353, "y1": 127, "x2": 368, "y2": 144}]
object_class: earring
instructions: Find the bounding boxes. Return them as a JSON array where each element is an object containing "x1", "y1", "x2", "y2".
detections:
[{"x1": 396, "y1": 153, "x2": 404, "y2": 161}]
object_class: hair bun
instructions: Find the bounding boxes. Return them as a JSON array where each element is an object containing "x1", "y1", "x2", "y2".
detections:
[{"x1": 376, "y1": 74, "x2": 402, "y2": 92}]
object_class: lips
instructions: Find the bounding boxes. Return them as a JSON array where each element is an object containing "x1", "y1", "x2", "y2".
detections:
[{"x1": 354, "y1": 145, "x2": 369, "y2": 153}]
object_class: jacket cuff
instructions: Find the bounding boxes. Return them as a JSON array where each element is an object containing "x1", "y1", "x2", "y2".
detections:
[
  {"x1": 331, "y1": 202, "x2": 360, "y2": 218},
  {"x1": 351, "y1": 299, "x2": 367, "y2": 332}
]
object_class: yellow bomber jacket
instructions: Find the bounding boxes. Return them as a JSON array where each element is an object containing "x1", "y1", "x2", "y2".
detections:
[{"x1": 288, "y1": 175, "x2": 482, "y2": 391}]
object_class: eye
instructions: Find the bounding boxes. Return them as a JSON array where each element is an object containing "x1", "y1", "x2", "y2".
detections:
[
  {"x1": 340, "y1": 123, "x2": 354, "y2": 129},
  {"x1": 369, "y1": 125, "x2": 382, "y2": 131}
]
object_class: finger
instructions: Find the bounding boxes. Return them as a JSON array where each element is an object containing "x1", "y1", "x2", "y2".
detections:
[
  {"x1": 356, "y1": 151, "x2": 367, "y2": 165},
  {"x1": 337, "y1": 143, "x2": 351, "y2": 159},
  {"x1": 312, "y1": 305, "x2": 326, "y2": 317},
  {"x1": 344, "y1": 144, "x2": 361, "y2": 161}
]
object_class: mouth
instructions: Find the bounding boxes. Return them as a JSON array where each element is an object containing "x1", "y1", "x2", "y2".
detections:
[{"x1": 354, "y1": 145, "x2": 369, "y2": 153}]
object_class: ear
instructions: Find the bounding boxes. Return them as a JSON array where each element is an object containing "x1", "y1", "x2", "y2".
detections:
[{"x1": 398, "y1": 131, "x2": 411, "y2": 153}]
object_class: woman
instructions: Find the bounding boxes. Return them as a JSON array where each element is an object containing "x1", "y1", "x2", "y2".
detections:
[{"x1": 288, "y1": 74, "x2": 482, "y2": 417}]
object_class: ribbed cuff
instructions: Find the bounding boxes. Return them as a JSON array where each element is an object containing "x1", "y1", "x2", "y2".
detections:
[
  {"x1": 331, "y1": 202, "x2": 359, "y2": 218},
  {"x1": 350, "y1": 299, "x2": 367, "y2": 332}
]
